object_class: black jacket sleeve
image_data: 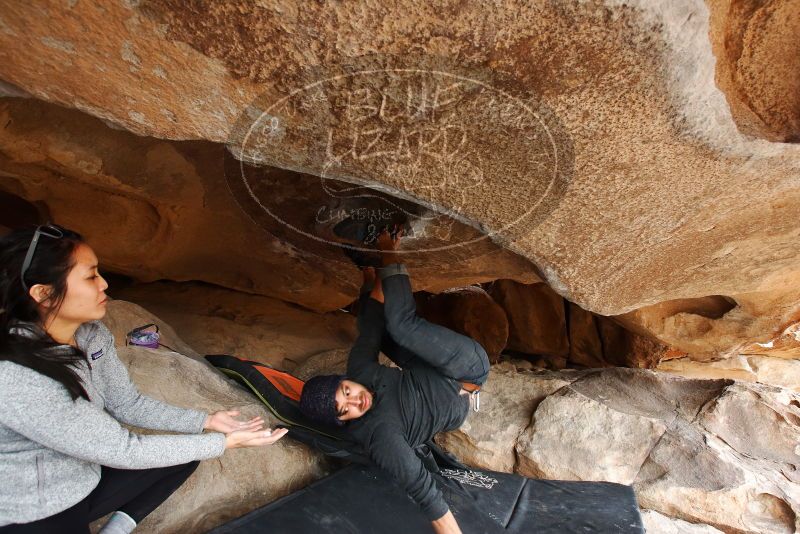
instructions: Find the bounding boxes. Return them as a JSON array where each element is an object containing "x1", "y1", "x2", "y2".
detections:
[{"x1": 367, "y1": 422, "x2": 450, "y2": 521}]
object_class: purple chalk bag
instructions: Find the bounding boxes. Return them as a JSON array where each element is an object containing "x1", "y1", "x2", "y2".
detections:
[{"x1": 126, "y1": 323, "x2": 160, "y2": 349}]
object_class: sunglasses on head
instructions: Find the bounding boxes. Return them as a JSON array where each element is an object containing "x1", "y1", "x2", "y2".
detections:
[{"x1": 21, "y1": 224, "x2": 65, "y2": 293}]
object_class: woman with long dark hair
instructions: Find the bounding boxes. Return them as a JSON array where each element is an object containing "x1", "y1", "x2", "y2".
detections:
[{"x1": 0, "y1": 224, "x2": 288, "y2": 533}]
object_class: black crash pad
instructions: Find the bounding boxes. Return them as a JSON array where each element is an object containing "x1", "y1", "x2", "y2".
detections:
[{"x1": 210, "y1": 463, "x2": 644, "y2": 534}]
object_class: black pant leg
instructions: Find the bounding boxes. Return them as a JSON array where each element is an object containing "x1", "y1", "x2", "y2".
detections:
[
  {"x1": 87, "y1": 461, "x2": 199, "y2": 523},
  {"x1": 0, "y1": 499, "x2": 91, "y2": 534},
  {"x1": 356, "y1": 289, "x2": 423, "y2": 369},
  {"x1": 382, "y1": 273, "x2": 490, "y2": 384}
]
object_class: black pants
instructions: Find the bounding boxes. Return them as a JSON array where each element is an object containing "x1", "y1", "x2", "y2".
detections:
[
  {"x1": 0, "y1": 461, "x2": 199, "y2": 533},
  {"x1": 360, "y1": 272, "x2": 490, "y2": 385}
]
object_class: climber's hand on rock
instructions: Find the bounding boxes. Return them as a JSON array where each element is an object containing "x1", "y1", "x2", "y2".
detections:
[{"x1": 377, "y1": 224, "x2": 403, "y2": 252}]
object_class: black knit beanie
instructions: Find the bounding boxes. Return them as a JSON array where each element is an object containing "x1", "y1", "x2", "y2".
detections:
[{"x1": 299, "y1": 374, "x2": 345, "y2": 427}]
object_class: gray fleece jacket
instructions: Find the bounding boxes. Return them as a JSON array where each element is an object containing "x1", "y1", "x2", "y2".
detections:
[{"x1": 0, "y1": 320, "x2": 226, "y2": 526}]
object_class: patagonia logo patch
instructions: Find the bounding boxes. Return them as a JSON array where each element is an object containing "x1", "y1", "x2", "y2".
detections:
[{"x1": 90, "y1": 349, "x2": 104, "y2": 360}]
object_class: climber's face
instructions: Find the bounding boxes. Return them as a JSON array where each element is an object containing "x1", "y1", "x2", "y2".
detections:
[{"x1": 335, "y1": 379, "x2": 373, "y2": 421}]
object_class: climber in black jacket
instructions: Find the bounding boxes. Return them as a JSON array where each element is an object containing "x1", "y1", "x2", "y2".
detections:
[{"x1": 299, "y1": 227, "x2": 489, "y2": 534}]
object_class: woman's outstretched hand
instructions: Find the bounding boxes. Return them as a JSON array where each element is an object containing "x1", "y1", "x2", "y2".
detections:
[
  {"x1": 225, "y1": 427, "x2": 289, "y2": 449},
  {"x1": 204, "y1": 410, "x2": 264, "y2": 433}
]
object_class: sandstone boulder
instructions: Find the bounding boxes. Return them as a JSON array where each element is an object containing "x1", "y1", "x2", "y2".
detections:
[
  {"x1": 658, "y1": 355, "x2": 800, "y2": 393},
  {"x1": 487, "y1": 280, "x2": 569, "y2": 359},
  {"x1": 596, "y1": 315, "x2": 668, "y2": 369},
  {"x1": 437, "y1": 362, "x2": 575, "y2": 473},
  {"x1": 740, "y1": 321, "x2": 800, "y2": 360},
  {"x1": 441, "y1": 367, "x2": 800, "y2": 534},
  {"x1": 566, "y1": 302, "x2": 607, "y2": 368},
  {"x1": 616, "y1": 287, "x2": 800, "y2": 360},
  {"x1": 489, "y1": 281, "x2": 668, "y2": 368},
  {"x1": 415, "y1": 286, "x2": 509, "y2": 363},
  {"x1": 707, "y1": 0, "x2": 800, "y2": 142},
  {"x1": 109, "y1": 280, "x2": 358, "y2": 368},
  {"x1": 517, "y1": 383, "x2": 669, "y2": 484},
  {"x1": 640, "y1": 510, "x2": 724, "y2": 534},
  {"x1": 101, "y1": 299, "x2": 200, "y2": 359}
]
